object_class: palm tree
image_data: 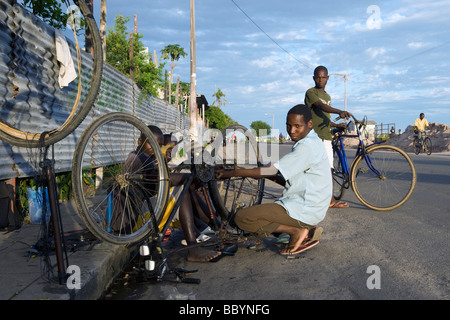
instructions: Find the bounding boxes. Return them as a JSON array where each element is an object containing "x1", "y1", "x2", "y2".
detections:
[
  {"x1": 161, "y1": 44, "x2": 187, "y2": 104},
  {"x1": 212, "y1": 88, "x2": 229, "y2": 107}
]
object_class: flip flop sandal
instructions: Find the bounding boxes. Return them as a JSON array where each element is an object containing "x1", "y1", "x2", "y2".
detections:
[
  {"x1": 304, "y1": 227, "x2": 323, "y2": 244},
  {"x1": 280, "y1": 240, "x2": 319, "y2": 256},
  {"x1": 329, "y1": 201, "x2": 349, "y2": 208},
  {"x1": 276, "y1": 234, "x2": 291, "y2": 244},
  {"x1": 181, "y1": 234, "x2": 211, "y2": 246},
  {"x1": 200, "y1": 226, "x2": 215, "y2": 235},
  {"x1": 210, "y1": 244, "x2": 238, "y2": 262},
  {"x1": 277, "y1": 227, "x2": 323, "y2": 245}
]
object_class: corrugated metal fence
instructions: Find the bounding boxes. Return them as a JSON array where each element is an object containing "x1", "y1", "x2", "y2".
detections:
[{"x1": 0, "y1": 0, "x2": 190, "y2": 180}]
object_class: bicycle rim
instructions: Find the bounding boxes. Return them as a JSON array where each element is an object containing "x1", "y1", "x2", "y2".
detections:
[
  {"x1": 209, "y1": 124, "x2": 265, "y2": 221},
  {"x1": 350, "y1": 145, "x2": 416, "y2": 211},
  {"x1": 332, "y1": 143, "x2": 347, "y2": 200},
  {"x1": 72, "y1": 113, "x2": 169, "y2": 245},
  {"x1": 413, "y1": 138, "x2": 420, "y2": 155},
  {"x1": 424, "y1": 138, "x2": 432, "y2": 155},
  {"x1": 0, "y1": 0, "x2": 102, "y2": 147}
]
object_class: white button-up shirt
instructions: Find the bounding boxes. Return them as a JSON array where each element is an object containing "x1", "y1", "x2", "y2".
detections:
[{"x1": 274, "y1": 130, "x2": 332, "y2": 226}]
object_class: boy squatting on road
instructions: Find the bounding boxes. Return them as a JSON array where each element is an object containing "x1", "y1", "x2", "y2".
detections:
[{"x1": 216, "y1": 104, "x2": 332, "y2": 255}]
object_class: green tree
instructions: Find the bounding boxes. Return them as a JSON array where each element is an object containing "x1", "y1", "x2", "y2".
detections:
[
  {"x1": 212, "y1": 88, "x2": 230, "y2": 108},
  {"x1": 171, "y1": 81, "x2": 190, "y2": 112},
  {"x1": 205, "y1": 106, "x2": 236, "y2": 130},
  {"x1": 19, "y1": 0, "x2": 70, "y2": 30},
  {"x1": 106, "y1": 15, "x2": 163, "y2": 97},
  {"x1": 161, "y1": 44, "x2": 187, "y2": 104},
  {"x1": 250, "y1": 120, "x2": 271, "y2": 137}
]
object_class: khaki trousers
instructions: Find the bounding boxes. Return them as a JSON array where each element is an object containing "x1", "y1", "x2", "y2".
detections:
[{"x1": 234, "y1": 203, "x2": 315, "y2": 238}]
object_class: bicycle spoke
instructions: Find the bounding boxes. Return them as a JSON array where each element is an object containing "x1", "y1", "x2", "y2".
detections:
[
  {"x1": 72, "y1": 113, "x2": 169, "y2": 245},
  {"x1": 209, "y1": 124, "x2": 265, "y2": 221},
  {"x1": 351, "y1": 145, "x2": 416, "y2": 210}
]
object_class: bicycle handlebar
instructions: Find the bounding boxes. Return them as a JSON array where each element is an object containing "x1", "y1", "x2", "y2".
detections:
[{"x1": 334, "y1": 113, "x2": 368, "y2": 127}]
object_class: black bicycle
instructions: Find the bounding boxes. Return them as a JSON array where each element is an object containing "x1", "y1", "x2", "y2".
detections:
[
  {"x1": 332, "y1": 115, "x2": 416, "y2": 211},
  {"x1": 0, "y1": 0, "x2": 103, "y2": 148},
  {"x1": 413, "y1": 131, "x2": 432, "y2": 155},
  {"x1": 0, "y1": 0, "x2": 103, "y2": 284}
]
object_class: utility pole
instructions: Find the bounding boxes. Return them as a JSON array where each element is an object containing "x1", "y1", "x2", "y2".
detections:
[
  {"x1": 100, "y1": 0, "x2": 107, "y2": 61},
  {"x1": 189, "y1": 0, "x2": 197, "y2": 138},
  {"x1": 265, "y1": 113, "x2": 274, "y2": 137},
  {"x1": 329, "y1": 73, "x2": 347, "y2": 111}
]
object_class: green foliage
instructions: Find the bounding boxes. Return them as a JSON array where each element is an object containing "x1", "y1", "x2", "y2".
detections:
[
  {"x1": 160, "y1": 44, "x2": 187, "y2": 63},
  {"x1": 106, "y1": 15, "x2": 164, "y2": 97},
  {"x1": 205, "y1": 106, "x2": 236, "y2": 130},
  {"x1": 212, "y1": 88, "x2": 226, "y2": 107},
  {"x1": 17, "y1": 172, "x2": 72, "y2": 217},
  {"x1": 55, "y1": 171, "x2": 72, "y2": 201},
  {"x1": 20, "y1": 0, "x2": 70, "y2": 30},
  {"x1": 250, "y1": 120, "x2": 271, "y2": 137},
  {"x1": 171, "y1": 81, "x2": 190, "y2": 107}
]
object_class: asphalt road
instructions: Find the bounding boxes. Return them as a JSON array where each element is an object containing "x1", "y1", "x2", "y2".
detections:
[{"x1": 104, "y1": 144, "x2": 449, "y2": 301}]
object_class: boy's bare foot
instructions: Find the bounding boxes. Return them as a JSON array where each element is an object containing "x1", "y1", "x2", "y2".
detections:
[
  {"x1": 187, "y1": 246, "x2": 221, "y2": 262},
  {"x1": 329, "y1": 200, "x2": 349, "y2": 208},
  {"x1": 279, "y1": 227, "x2": 308, "y2": 255}
]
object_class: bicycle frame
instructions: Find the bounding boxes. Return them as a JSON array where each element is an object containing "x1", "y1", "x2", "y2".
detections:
[
  {"x1": 136, "y1": 143, "x2": 219, "y2": 281},
  {"x1": 413, "y1": 130, "x2": 431, "y2": 154},
  {"x1": 332, "y1": 117, "x2": 385, "y2": 180}
]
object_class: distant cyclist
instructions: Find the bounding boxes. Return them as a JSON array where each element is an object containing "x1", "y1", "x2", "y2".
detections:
[{"x1": 414, "y1": 113, "x2": 430, "y2": 142}]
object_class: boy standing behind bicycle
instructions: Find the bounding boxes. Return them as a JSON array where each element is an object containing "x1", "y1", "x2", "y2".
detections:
[
  {"x1": 304, "y1": 65, "x2": 351, "y2": 208},
  {"x1": 216, "y1": 104, "x2": 332, "y2": 255}
]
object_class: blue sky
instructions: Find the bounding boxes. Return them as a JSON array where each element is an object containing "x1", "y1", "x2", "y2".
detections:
[{"x1": 91, "y1": 0, "x2": 450, "y2": 135}]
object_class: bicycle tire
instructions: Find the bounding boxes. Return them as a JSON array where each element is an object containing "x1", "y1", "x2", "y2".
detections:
[
  {"x1": 332, "y1": 145, "x2": 347, "y2": 200},
  {"x1": 424, "y1": 137, "x2": 432, "y2": 155},
  {"x1": 209, "y1": 124, "x2": 265, "y2": 221},
  {"x1": 0, "y1": 0, "x2": 103, "y2": 148},
  {"x1": 350, "y1": 144, "x2": 416, "y2": 211},
  {"x1": 413, "y1": 137, "x2": 420, "y2": 155},
  {"x1": 72, "y1": 113, "x2": 169, "y2": 245}
]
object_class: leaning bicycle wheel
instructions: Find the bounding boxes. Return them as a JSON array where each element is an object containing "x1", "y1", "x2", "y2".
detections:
[
  {"x1": 72, "y1": 113, "x2": 169, "y2": 245},
  {"x1": 0, "y1": 0, "x2": 102, "y2": 147},
  {"x1": 209, "y1": 124, "x2": 265, "y2": 221},
  {"x1": 332, "y1": 144, "x2": 347, "y2": 200},
  {"x1": 424, "y1": 137, "x2": 432, "y2": 155},
  {"x1": 413, "y1": 137, "x2": 421, "y2": 155},
  {"x1": 350, "y1": 144, "x2": 416, "y2": 211}
]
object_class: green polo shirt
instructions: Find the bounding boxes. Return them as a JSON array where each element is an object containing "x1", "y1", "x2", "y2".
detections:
[{"x1": 304, "y1": 87, "x2": 332, "y2": 141}]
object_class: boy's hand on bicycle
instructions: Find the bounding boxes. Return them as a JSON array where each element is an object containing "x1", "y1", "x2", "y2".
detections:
[
  {"x1": 336, "y1": 122, "x2": 347, "y2": 130},
  {"x1": 215, "y1": 169, "x2": 233, "y2": 179},
  {"x1": 339, "y1": 111, "x2": 351, "y2": 120}
]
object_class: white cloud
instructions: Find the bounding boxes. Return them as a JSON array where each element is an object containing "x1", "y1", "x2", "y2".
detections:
[
  {"x1": 261, "y1": 80, "x2": 282, "y2": 93},
  {"x1": 407, "y1": 42, "x2": 432, "y2": 50},
  {"x1": 240, "y1": 86, "x2": 256, "y2": 94},
  {"x1": 365, "y1": 47, "x2": 387, "y2": 59},
  {"x1": 274, "y1": 30, "x2": 306, "y2": 40}
]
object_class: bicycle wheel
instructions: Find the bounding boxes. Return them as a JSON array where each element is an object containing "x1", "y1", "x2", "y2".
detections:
[
  {"x1": 413, "y1": 137, "x2": 420, "y2": 155},
  {"x1": 350, "y1": 144, "x2": 416, "y2": 211},
  {"x1": 209, "y1": 124, "x2": 265, "y2": 221},
  {"x1": 424, "y1": 137, "x2": 432, "y2": 155},
  {"x1": 332, "y1": 145, "x2": 347, "y2": 200},
  {"x1": 72, "y1": 113, "x2": 169, "y2": 245},
  {"x1": 0, "y1": 0, "x2": 102, "y2": 147}
]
